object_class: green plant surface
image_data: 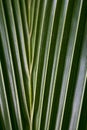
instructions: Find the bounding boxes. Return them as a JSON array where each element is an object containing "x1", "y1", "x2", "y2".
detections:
[{"x1": 0, "y1": 0, "x2": 87, "y2": 130}]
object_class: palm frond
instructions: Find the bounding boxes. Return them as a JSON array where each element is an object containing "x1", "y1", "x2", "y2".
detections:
[{"x1": 0, "y1": 0, "x2": 87, "y2": 130}]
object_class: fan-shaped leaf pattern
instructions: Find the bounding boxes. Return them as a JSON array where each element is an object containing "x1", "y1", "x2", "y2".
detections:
[{"x1": 0, "y1": 0, "x2": 87, "y2": 130}]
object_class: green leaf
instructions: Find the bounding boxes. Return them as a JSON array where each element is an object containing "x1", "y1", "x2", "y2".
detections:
[
  {"x1": 0, "y1": 0, "x2": 87, "y2": 129},
  {"x1": 0, "y1": 1, "x2": 23, "y2": 129},
  {"x1": 0, "y1": 62, "x2": 12, "y2": 130}
]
